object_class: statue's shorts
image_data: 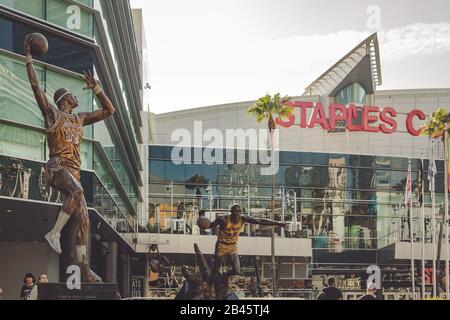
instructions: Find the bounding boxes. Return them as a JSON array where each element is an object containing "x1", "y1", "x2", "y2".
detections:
[
  {"x1": 215, "y1": 241, "x2": 238, "y2": 257},
  {"x1": 45, "y1": 156, "x2": 81, "y2": 187}
]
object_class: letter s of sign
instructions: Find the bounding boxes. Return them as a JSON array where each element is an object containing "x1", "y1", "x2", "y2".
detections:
[
  {"x1": 276, "y1": 101, "x2": 295, "y2": 128},
  {"x1": 379, "y1": 107, "x2": 397, "y2": 134},
  {"x1": 366, "y1": 265, "x2": 381, "y2": 289},
  {"x1": 66, "y1": 5, "x2": 81, "y2": 30},
  {"x1": 66, "y1": 265, "x2": 81, "y2": 290}
]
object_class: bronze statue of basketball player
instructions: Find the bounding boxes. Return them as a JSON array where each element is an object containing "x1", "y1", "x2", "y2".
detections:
[
  {"x1": 24, "y1": 35, "x2": 115, "y2": 282},
  {"x1": 199, "y1": 204, "x2": 287, "y2": 299}
]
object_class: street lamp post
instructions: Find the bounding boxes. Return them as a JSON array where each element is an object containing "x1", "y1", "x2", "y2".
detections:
[
  {"x1": 167, "y1": 180, "x2": 174, "y2": 234},
  {"x1": 243, "y1": 184, "x2": 251, "y2": 236},
  {"x1": 287, "y1": 189, "x2": 298, "y2": 234},
  {"x1": 279, "y1": 187, "x2": 285, "y2": 238},
  {"x1": 444, "y1": 125, "x2": 449, "y2": 299},
  {"x1": 431, "y1": 139, "x2": 437, "y2": 297},
  {"x1": 207, "y1": 182, "x2": 213, "y2": 217},
  {"x1": 407, "y1": 159, "x2": 415, "y2": 300}
]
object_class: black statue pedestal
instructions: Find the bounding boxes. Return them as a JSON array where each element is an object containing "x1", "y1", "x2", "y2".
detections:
[
  {"x1": 38, "y1": 283, "x2": 119, "y2": 300},
  {"x1": 174, "y1": 244, "x2": 241, "y2": 300}
]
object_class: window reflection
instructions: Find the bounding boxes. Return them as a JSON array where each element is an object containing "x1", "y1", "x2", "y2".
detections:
[
  {"x1": 0, "y1": 17, "x2": 94, "y2": 74},
  {"x1": 147, "y1": 146, "x2": 448, "y2": 252},
  {"x1": 335, "y1": 82, "x2": 367, "y2": 105}
]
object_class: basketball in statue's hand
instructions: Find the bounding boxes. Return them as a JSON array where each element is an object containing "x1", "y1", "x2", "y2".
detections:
[
  {"x1": 197, "y1": 217, "x2": 211, "y2": 230},
  {"x1": 26, "y1": 33, "x2": 48, "y2": 56}
]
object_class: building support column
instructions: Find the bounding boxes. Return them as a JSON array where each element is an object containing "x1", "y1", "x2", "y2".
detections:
[
  {"x1": 104, "y1": 241, "x2": 118, "y2": 283},
  {"x1": 120, "y1": 251, "x2": 131, "y2": 298}
]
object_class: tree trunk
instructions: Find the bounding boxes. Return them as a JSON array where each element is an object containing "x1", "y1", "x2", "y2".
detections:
[
  {"x1": 271, "y1": 130, "x2": 277, "y2": 297},
  {"x1": 275, "y1": 256, "x2": 282, "y2": 295},
  {"x1": 436, "y1": 221, "x2": 444, "y2": 296}
]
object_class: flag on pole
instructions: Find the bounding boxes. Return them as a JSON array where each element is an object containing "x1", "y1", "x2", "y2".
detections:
[
  {"x1": 405, "y1": 161, "x2": 412, "y2": 208},
  {"x1": 428, "y1": 139, "x2": 437, "y2": 193},
  {"x1": 418, "y1": 159, "x2": 424, "y2": 206},
  {"x1": 448, "y1": 137, "x2": 450, "y2": 191}
]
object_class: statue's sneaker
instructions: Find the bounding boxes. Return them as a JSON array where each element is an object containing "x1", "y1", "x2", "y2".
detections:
[
  {"x1": 90, "y1": 269, "x2": 103, "y2": 282},
  {"x1": 45, "y1": 231, "x2": 62, "y2": 254}
]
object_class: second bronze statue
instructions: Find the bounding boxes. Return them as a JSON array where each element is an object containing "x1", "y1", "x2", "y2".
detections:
[{"x1": 24, "y1": 33, "x2": 116, "y2": 283}]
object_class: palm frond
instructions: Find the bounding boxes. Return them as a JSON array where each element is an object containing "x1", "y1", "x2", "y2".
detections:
[{"x1": 248, "y1": 93, "x2": 293, "y2": 127}]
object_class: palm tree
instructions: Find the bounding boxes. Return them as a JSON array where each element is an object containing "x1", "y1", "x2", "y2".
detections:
[
  {"x1": 421, "y1": 108, "x2": 450, "y2": 297},
  {"x1": 247, "y1": 93, "x2": 292, "y2": 297}
]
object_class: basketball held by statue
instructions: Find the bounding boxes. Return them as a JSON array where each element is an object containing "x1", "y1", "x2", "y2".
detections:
[
  {"x1": 197, "y1": 217, "x2": 211, "y2": 230},
  {"x1": 26, "y1": 33, "x2": 48, "y2": 56}
]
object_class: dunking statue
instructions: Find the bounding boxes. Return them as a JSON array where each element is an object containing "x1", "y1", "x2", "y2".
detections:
[
  {"x1": 24, "y1": 35, "x2": 115, "y2": 282},
  {"x1": 198, "y1": 204, "x2": 287, "y2": 299}
]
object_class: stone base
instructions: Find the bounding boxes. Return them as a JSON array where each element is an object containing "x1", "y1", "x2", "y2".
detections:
[{"x1": 38, "y1": 283, "x2": 120, "y2": 300}]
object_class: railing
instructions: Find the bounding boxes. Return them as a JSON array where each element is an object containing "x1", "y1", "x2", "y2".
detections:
[
  {"x1": 147, "y1": 288, "x2": 314, "y2": 300},
  {"x1": 0, "y1": 154, "x2": 136, "y2": 235},
  {"x1": 90, "y1": 172, "x2": 136, "y2": 234},
  {"x1": 378, "y1": 227, "x2": 450, "y2": 249},
  {"x1": 378, "y1": 230, "x2": 401, "y2": 248}
]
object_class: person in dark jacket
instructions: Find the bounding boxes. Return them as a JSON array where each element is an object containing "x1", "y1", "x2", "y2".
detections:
[
  {"x1": 20, "y1": 273, "x2": 36, "y2": 300},
  {"x1": 317, "y1": 277, "x2": 343, "y2": 300}
]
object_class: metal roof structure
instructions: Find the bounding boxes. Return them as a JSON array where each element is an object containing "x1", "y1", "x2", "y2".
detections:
[{"x1": 304, "y1": 32, "x2": 382, "y2": 96}]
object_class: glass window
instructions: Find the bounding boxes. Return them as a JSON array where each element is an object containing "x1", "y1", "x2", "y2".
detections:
[
  {"x1": 93, "y1": 148, "x2": 135, "y2": 214},
  {"x1": 335, "y1": 83, "x2": 367, "y2": 105},
  {"x1": 251, "y1": 165, "x2": 272, "y2": 186},
  {"x1": 0, "y1": 17, "x2": 94, "y2": 74},
  {"x1": 0, "y1": 123, "x2": 45, "y2": 161},
  {"x1": 280, "y1": 151, "x2": 301, "y2": 164},
  {"x1": 201, "y1": 163, "x2": 218, "y2": 185},
  {"x1": 298, "y1": 153, "x2": 329, "y2": 166},
  {"x1": 149, "y1": 160, "x2": 166, "y2": 183},
  {"x1": 0, "y1": 54, "x2": 45, "y2": 127},
  {"x1": 77, "y1": 0, "x2": 93, "y2": 7},
  {"x1": 165, "y1": 161, "x2": 186, "y2": 183},
  {"x1": 46, "y1": 0, "x2": 94, "y2": 38},
  {"x1": 94, "y1": 117, "x2": 113, "y2": 146},
  {"x1": 80, "y1": 140, "x2": 92, "y2": 170},
  {"x1": 185, "y1": 163, "x2": 204, "y2": 186},
  {"x1": 105, "y1": 147, "x2": 138, "y2": 211},
  {"x1": 94, "y1": 104, "x2": 139, "y2": 210},
  {"x1": 149, "y1": 145, "x2": 171, "y2": 159},
  {"x1": 94, "y1": 14, "x2": 140, "y2": 144},
  {"x1": 0, "y1": 0, "x2": 44, "y2": 18}
]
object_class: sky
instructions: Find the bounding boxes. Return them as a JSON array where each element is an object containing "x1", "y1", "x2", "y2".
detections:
[{"x1": 130, "y1": 0, "x2": 450, "y2": 114}]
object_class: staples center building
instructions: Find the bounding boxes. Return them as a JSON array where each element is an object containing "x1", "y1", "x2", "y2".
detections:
[{"x1": 143, "y1": 33, "x2": 450, "y2": 296}]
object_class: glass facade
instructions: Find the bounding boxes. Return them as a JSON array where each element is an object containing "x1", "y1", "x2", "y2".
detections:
[
  {"x1": 0, "y1": 16, "x2": 95, "y2": 74},
  {"x1": 46, "y1": 0, "x2": 94, "y2": 38},
  {"x1": 0, "y1": 0, "x2": 44, "y2": 18},
  {"x1": 0, "y1": 53, "x2": 45, "y2": 128},
  {"x1": 335, "y1": 82, "x2": 367, "y2": 105},
  {"x1": 0, "y1": 122, "x2": 45, "y2": 160},
  {"x1": 0, "y1": 0, "x2": 94, "y2": 38},
  {"x1": 94, "y1": 2, "x2": 140, "y2": 145},
  {"x1": 148, "y1": 145, "x2": 449, "y2": 283},
  {"x1": 0, "y1": 153, "x2": 134, "y2": 234},
  {"x1": 0, "y1": 0, "x2": 144, "y2": 300},
  {"x1": 0, "y1": 0, "x2": 142, "y2": 230}
]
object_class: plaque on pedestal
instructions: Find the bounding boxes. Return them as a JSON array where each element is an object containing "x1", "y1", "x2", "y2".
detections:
[{"x1": 38, "y1": 283, "x2": 119, "y2": 300}]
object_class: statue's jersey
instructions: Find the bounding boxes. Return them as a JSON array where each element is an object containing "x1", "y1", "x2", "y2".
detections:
[
  {"x1": 215, "y1": 215, "x2": 244, "y2": 256},
  {"x1": 45, "y1": 107, "x2": 84, "y2": 182}
]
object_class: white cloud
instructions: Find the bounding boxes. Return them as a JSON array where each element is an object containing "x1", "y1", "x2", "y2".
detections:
[
  {"x1": 379, "y1": 23, "x2": 450, "y2": 61},
  {"x1": 140, "y1": 20, "x2": 450, "y2": 113}
]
